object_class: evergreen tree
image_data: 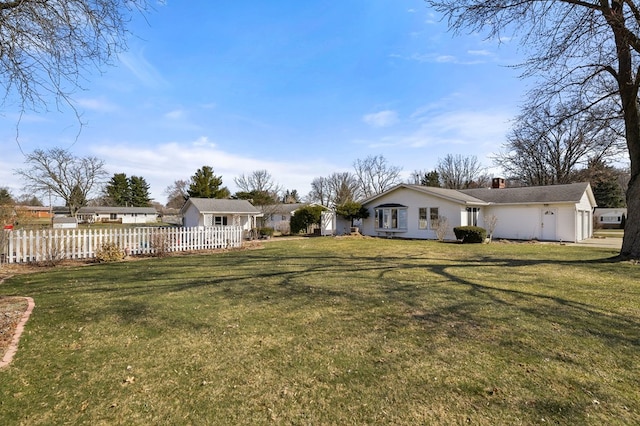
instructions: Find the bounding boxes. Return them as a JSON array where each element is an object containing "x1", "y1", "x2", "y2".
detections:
[
  {"x1": 420, "y1": 170, "x2": 441, "y2": 187},
  {"x1": 106, "y1": 173, "x2": 131, "y2": 206},
  {"x1": 290, "y1": 205, "x2": 324, "y2": 234},
  {"x1": 187, "y1": 166, "x2": 230, "y2": 199},
  {"x1": 335, "y1": 201, "x2": 370, "y2": 226},
  {"x1": 129, "y1": 176, "x2": 152, "y2": 207},
  {"x1": 0, "y1": 187, "x2": 14, "y2": 205},
  {"x1": 573, "y1": 159, "x2": 627, "y2": 208}
]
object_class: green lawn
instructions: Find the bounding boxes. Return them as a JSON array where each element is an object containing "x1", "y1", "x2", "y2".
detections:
[{"x1": 1, "y1": 237, "x2": 639, "y2": 425}]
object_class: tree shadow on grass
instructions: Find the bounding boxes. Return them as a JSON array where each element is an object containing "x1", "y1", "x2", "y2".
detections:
[{"x1": 6, "y1": 243, "x2": 639, "y2": 423}]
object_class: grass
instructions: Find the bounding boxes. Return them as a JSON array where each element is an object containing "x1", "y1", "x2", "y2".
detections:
[
  {"x1": 594, "y1": 229, "x2": 624, "y2": 238},
  {"x1": 0, "y1": 237, "x2": 639, "y2": 425}
]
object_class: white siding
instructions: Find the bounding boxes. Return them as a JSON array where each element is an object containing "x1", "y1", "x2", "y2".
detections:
[
  {"x1": 480, "y1": 206, "x2": 541, "y2": 241},
  {"x1": 361, "y1": 188, "x2": 464, "y2": 240},
  {"x1": 481, "y1": 203, "x2": 586, "y2": 242},
  {"x1": 182, "y1": 205, "x2": 204, "y2": 227}
]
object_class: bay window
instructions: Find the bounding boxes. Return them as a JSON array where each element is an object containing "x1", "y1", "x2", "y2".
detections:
[{"x1": 375, "y1": 204, "x2": 407, "y2": 231}]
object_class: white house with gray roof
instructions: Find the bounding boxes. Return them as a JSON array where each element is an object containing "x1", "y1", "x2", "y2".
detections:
[
  {"x1": 180, "y1": 198, "x2": 262, "y2": 231},
  {"x1": 76, "y1": 206, "x2": 159, "y2": 224},
  {"x1": 360, "y1": 181, "x2": 597, "y2": 242},
  {"x1": 261, "y1": 203, "x2": 335, "y2": 235}
]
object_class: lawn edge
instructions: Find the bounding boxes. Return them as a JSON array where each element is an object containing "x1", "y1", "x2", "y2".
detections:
[{"x1": 0, "y1": 296, "x2": 35, "y2": 369}]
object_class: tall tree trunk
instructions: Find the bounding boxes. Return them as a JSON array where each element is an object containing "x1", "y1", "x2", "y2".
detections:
[
  {"x1": 620, "y1": 107, "x2": 640, "y2": 259},
  {"x1": 612, "y1": 17, "x2": 640, "y2": 259}
]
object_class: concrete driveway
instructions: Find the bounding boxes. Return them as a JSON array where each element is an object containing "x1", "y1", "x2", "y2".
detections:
[{"x1": 570, "y1": 237, "x2": 623, "y2": 249}]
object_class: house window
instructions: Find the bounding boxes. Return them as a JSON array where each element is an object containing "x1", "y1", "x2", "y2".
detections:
[
  {"x1": 281, "y1": 215, "x2": 286, "y2": 221},
  {"x1": 466, "y1": 207, "x2": 480, "y2": 226},
  {"x1": 213, "y1": 216, "x2": 228, "y2": 226},
  {"x1": 419, "y1": 208, "x2": 428, "y2": 229},
  {"x1": 429, "y1": 207, "x2": 439, "y2": 229},
  {"x1": 110, "y1": 213, "x2": 117, "y2": 220},
  {"x1": 375, "y1": 204, "x2": 407, "y2": 231}
]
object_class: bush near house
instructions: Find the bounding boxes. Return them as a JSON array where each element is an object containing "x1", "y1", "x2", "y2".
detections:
[
  {"x1": 259, "y1": 227, "x2": 274, "y2": 238},
  {"x1": 453, "y1": 226, "x2": 487, "y2": 243}
]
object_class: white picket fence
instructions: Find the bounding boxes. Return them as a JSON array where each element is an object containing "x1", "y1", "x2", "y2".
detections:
[{"x1": 1, "y1": 226, "x2": 244, "y2": 264}]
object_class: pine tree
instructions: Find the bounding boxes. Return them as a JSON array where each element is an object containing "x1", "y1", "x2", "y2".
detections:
[
  {"x1": 129, "y1": 176, "x2": 152, "y2": 207},
  {"x1": 106, "y1": 173, "x2": 131, "y2": 206},
  {"x1": 187, "y1": 166, "x2": 230, "y2": 199}
]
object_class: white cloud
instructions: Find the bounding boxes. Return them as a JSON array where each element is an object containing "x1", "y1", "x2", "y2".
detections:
[
  {"x1": 164, "y1": 109, "x2": 185, "y2": 120},
  {"x1": 118, "y1": 49, "x2": 168, "y2": 89},
  {"x1": 76, "y1": 97, "x2": 118, "y2": 112},
  {"x1": 353, "y1": 105, "x2": 513, "y2": 175},
  {"x1": 435, "y1": 55, "x2": 457, "y2": 63},
  {"x1": 363, "y1": 110, "x2": 399, "y2": 128},
  {"x1": 468, "y1": 50, "x2": 492, "y2": 56},
  {"x1": 91, "y1": 137, "x2": 339, "y2": 203}
]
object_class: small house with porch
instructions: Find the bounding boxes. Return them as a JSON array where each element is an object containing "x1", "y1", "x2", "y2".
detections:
[{"x1": 180, "y1": 198, "x2": 263, "y2": 234}]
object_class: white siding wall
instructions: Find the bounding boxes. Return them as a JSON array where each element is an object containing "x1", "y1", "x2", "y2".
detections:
[
  {"x1": 361, "y1": 188, "x2": 464, "y2": 240},
  {"x1": 481, "y1": 203, "x2": 584, "y2": 242},
  {"x1": 182, "y1": 205, "x2": 204, "y2": 227},
  {"x1": 361, "y1": 187, "x2": 593, "y2": 242},
  {"x1": 479, "y1": 206, "x2": 540, "y2": 241},
  {"x1": 262, "y1": 214, "x2": 292, "y2": 233},
  {"x1": 335, "y1": 216, "x2": 352, "y2": 235},
  {"x1": 555, "y1": 205, "x2": 579, "y2": 242}
]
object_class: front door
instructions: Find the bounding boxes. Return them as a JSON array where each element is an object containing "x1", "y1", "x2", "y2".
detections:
[{"x1": 541, "y1": 208, "x2": 557, "y2": 241}]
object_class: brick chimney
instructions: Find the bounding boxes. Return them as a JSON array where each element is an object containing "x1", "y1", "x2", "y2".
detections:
[{"x1": 492, "y1": 177, "x2": 505, "y2": 189}]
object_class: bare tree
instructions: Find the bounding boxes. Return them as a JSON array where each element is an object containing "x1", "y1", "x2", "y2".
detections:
[
  {"x1": 353, "y1": 155, "x2": 402, "y2": 198},
  {"x1": 15, "y1": 148, "x2": 108, "y2": 216},
  {"x1": 425, "y1": 0, "x2": 640, "y2": 258},
  {"x1": 308, "y1": 172, "x2": 361, "y2": 207},
  {"x1": 437, "y1": 154, "x2": 490, "y2": 189},
  {"x1": 234, "y1": 170, "x2": 282, "y2": 196},
  {"x1": 495, "y1": 101, "x2": 625, "y2": 186},
  {"x1": 328, "y1": 172, "x2": 361, "y2": 206},
  {"x1": 164, "y1": 180, "x2": 189, "y2": 209},
  {"x1": 308, "y1": 176, "x2": 332, "y2": 206},
  {"x1": 0, "y1": 0, "x2": 150, "y2": 119}
]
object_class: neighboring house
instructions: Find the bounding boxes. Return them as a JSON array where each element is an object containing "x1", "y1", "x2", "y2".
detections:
[
  {"x1": 15, "y1": 205, "x2": 53, "y2": 219},
  {"x1": 261, "y1": 203, "x2": 335, "y2": 235},
  {"x1": 261, "y1": 203, "x2": 306, "y2": 233},
  {"x1": 76, "y1": 206, "x2": 159, "y2": 224},
  {"x1": 594, "y1": 207, "x2": 627, "y2": 229},
  {"x1": 359, "y1": 180, "x2": 597, "y2": 242},
  {"x1": 180, "y1": 198, "x2": 262, "y2": 232}
]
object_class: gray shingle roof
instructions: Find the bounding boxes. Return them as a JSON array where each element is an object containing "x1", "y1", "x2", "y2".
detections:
[
  {"x1": 184, "y1": 198, "x2": 261, "y2": 214},
  {"x1": 267, "y1": 203, "x2": 328, "y2": 214},
  {"x1": 460, "y1": 182, "x2": 591, "y2": 204},
  {"x1": 77, "y1": 206, "x2": 158, "y2": 214},
  {"x1": 363, "y1": 184, "x2": 488, "y2": 206}
]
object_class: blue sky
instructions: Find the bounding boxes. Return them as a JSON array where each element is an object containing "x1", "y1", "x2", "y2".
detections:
[{"x1": 0, "y1": 0, "x2": 527, "y2": 205}]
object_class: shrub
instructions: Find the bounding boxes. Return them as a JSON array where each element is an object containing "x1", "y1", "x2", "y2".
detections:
[
  {"x1": 453, "y1": 226, "x2": 487, "y2": 244},
  {"x1": 259, "y1": 227, "x2": 274, "y2": 238},
  {"x1": 290, "y1": 205, "x2": 324, "y2": 234},
  {"x1": 150, "y1": 230, "x2": 171, "y2": 257},
  {"x1": 434, "y1": 216, "x2": 449, "y2": 242},
  {"x1": 95, "y1": 242, "x2": 125, "y2": 262}
]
